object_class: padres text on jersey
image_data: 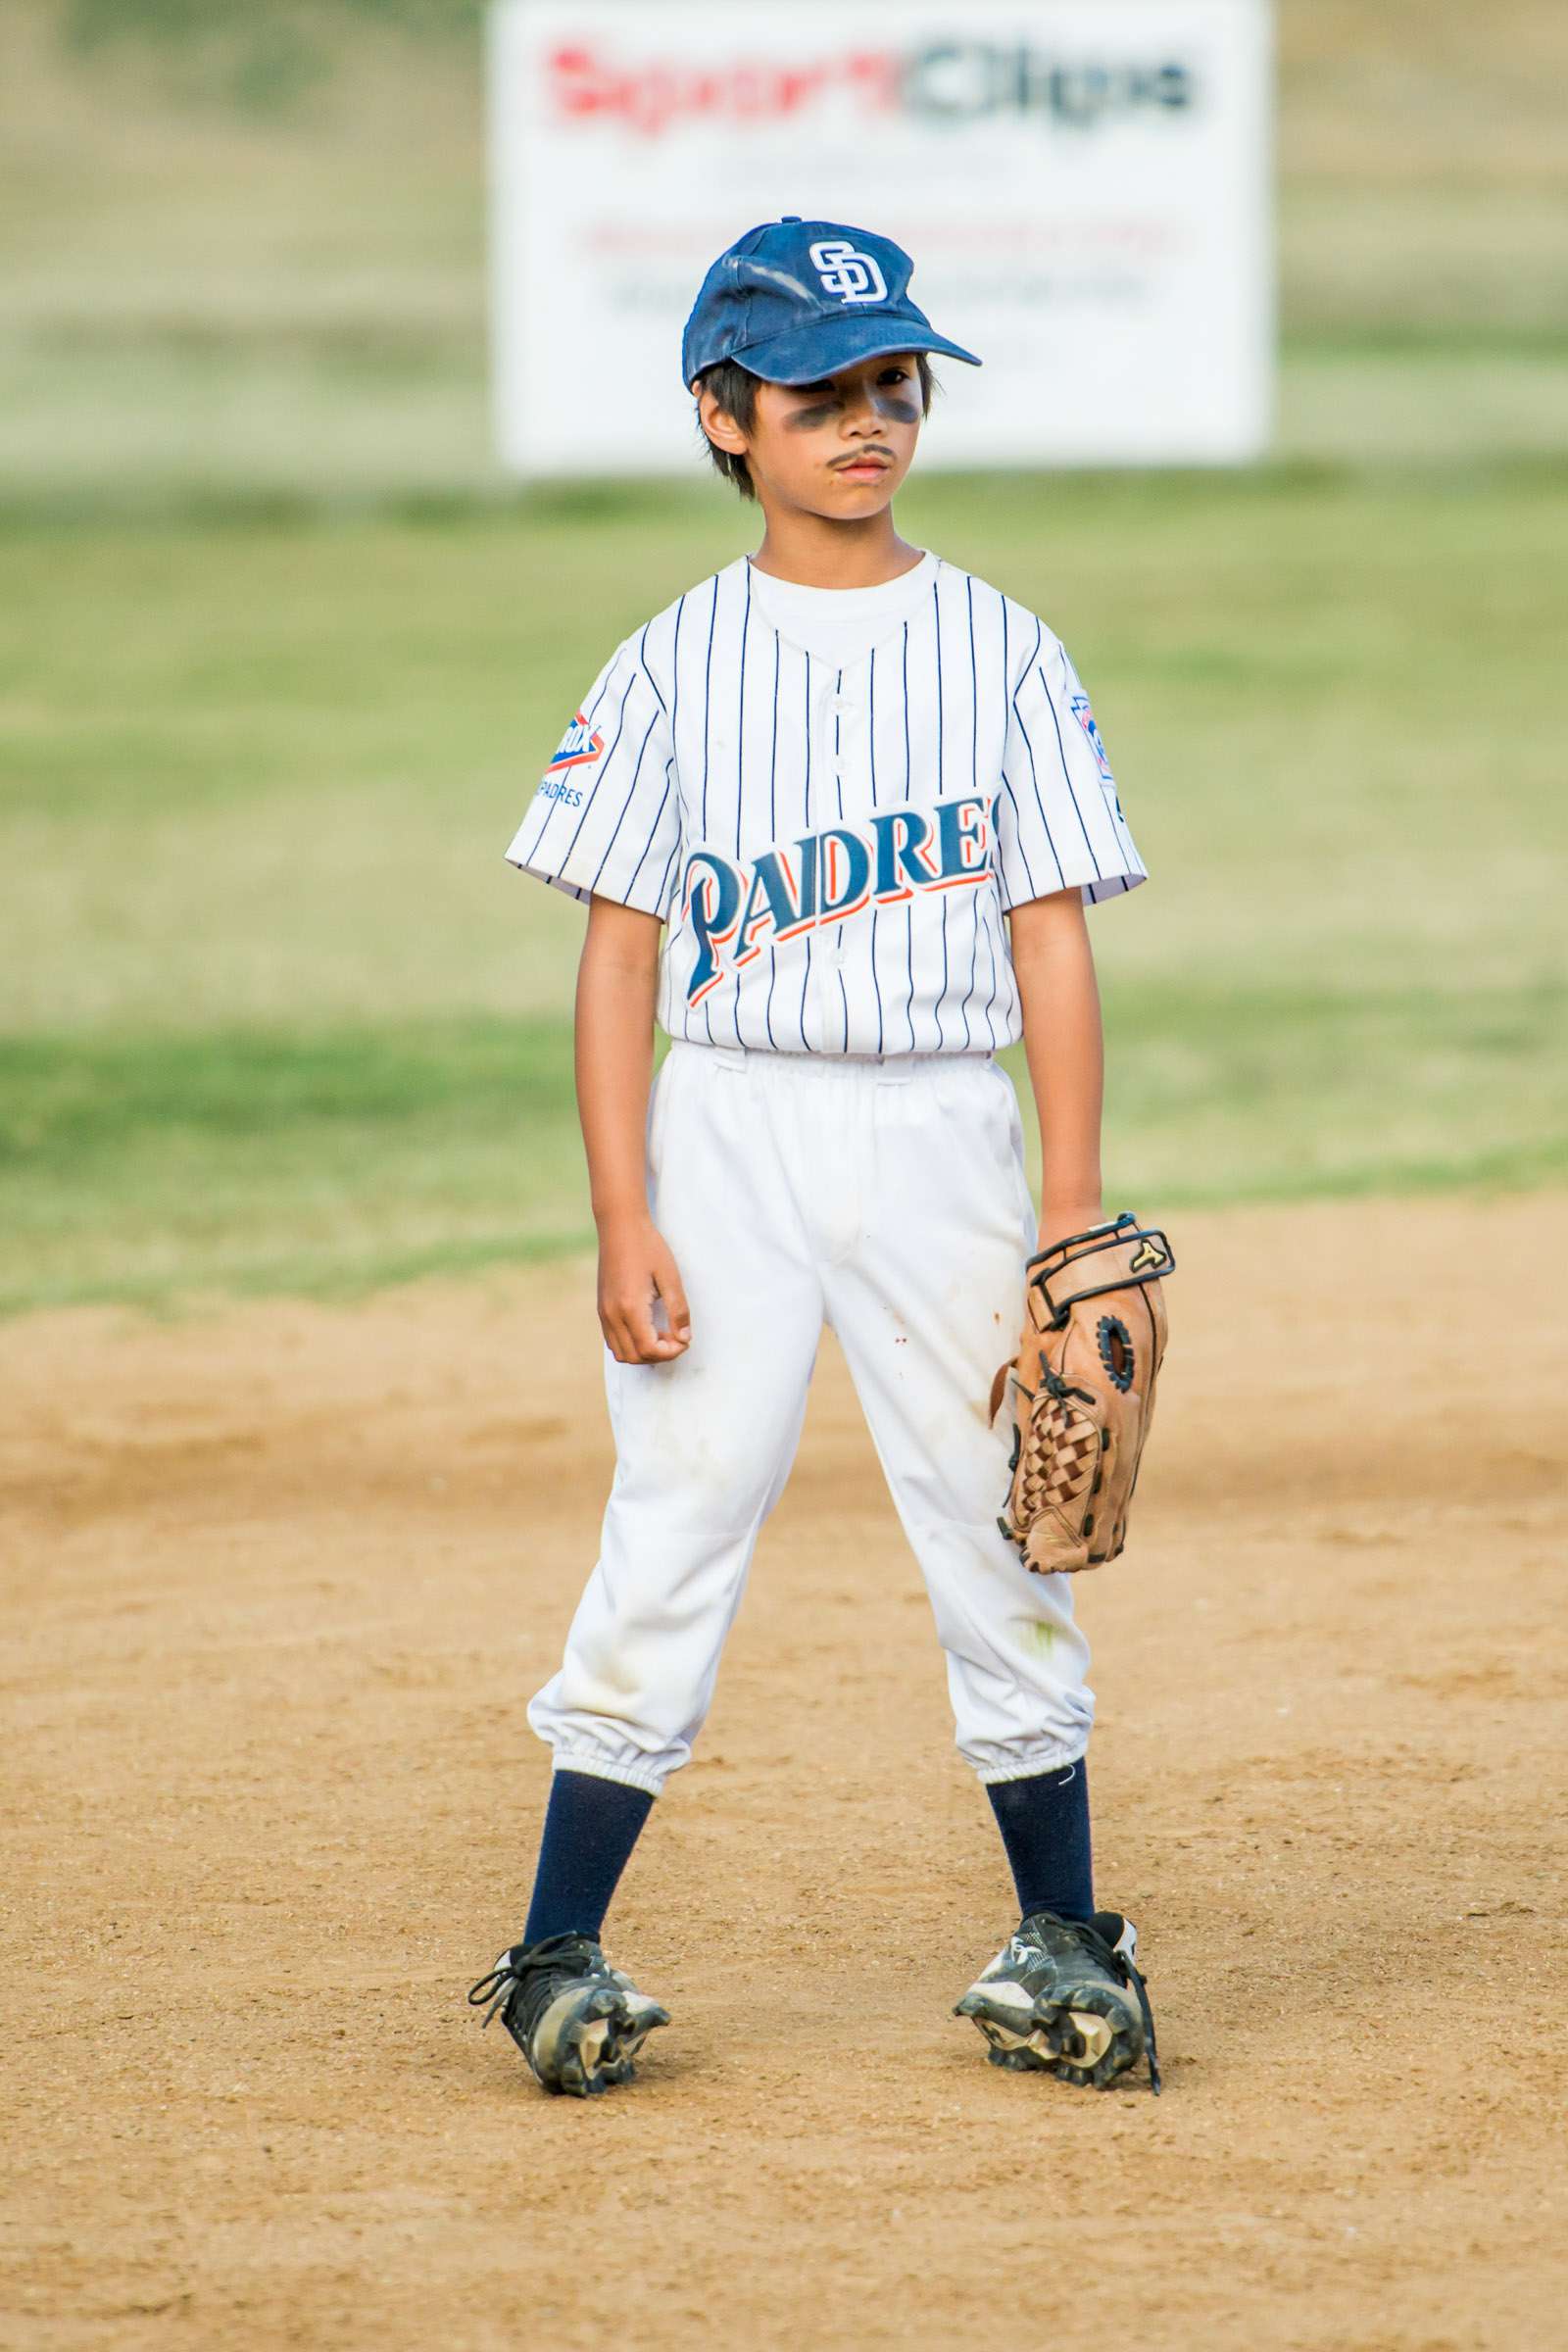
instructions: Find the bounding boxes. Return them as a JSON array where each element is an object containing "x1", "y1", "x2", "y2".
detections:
[{"x1": 505, "y1": 558, "x2": 1146, "y2": 1056}]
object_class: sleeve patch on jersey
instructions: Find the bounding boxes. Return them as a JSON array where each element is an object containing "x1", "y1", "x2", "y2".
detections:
[
  {"x1": 545, "y1": 711, "x2": 605, "y2": 775},
  {"x1": 1069, "y1": 693, "x2": 1115, "y2": 784}
]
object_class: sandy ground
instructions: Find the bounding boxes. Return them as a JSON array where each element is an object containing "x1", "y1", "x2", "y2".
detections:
[{"x1": 3, "y1": 1197, "x2": 1565, "y2": 2352}]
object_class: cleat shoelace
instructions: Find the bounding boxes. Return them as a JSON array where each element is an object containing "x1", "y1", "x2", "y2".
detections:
[
  {"x1": 466, "y1": 1934, "x2": 607, "y2": 2033},
  {"x1": 466, "y1": 1962, "x2": 518, "y2": 2032}
]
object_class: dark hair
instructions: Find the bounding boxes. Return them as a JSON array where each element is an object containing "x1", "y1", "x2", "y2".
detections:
[{"x1": 694, "y1": 354, "x2": 936, "y2": 500}]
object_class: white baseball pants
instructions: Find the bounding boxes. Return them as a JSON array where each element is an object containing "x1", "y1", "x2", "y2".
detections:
[{"x1": 528, "y1": 1040, "x2": 1094, "y2": 1795}]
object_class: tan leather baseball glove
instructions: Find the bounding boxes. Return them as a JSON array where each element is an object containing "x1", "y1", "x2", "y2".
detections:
[{"x1": 990, "y1": 1214, "x2": 1174, "y2": 1575}]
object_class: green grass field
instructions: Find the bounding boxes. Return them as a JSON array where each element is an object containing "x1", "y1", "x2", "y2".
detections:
[
  {"x1": 5, "y1": 466, "x2": 1565, "y2": 1313},
  {"x1": 2, "y1": 3, "x2": 1566, "y2": 1313}
]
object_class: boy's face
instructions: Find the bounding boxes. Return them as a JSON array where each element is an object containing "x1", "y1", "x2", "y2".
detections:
[{"x1": 702, "y1": 354, "x2": 924, "y2": 518}]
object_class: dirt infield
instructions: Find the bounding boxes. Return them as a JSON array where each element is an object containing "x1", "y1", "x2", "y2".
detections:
[{"x1": 4, "y1": 1197, "x2": 1565, "y2": 2351}]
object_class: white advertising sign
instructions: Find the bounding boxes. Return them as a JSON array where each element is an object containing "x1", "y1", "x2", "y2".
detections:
[{"x1": 488, "y1": 0, "x2": 1273, "y2": 474}]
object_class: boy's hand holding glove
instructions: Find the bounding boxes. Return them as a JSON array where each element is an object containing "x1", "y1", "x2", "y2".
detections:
[{"x1": 989, "y1": 1214, "x2": 1174, "y2": 1575}]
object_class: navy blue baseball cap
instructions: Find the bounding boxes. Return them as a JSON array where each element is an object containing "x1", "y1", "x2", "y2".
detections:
[{"x1": 681, "y1": 217, "x2": 981, "y2": 388}]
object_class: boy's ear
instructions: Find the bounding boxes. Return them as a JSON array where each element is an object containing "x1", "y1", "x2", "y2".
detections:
[{"x1": 697, "y1": 384, "x2": 749, "y2": 458}]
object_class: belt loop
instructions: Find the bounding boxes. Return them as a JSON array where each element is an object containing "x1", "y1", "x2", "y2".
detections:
[
  {"x1": 710, "y1": 1044, "x2": 749, "y2": 1074},
  {"x1": 875, "y1": 1054, "x2": 913, "y2": 1085}
]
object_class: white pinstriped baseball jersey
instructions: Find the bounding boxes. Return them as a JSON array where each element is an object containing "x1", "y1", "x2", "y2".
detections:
[{"x1": 505, "y1": 553, "x2": 1146, "y2": 1056}]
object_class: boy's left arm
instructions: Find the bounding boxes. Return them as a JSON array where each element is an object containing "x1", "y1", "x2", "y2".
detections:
[{"x1": 1008, "y1": 887, "x2": 1105, "y2": 1253}]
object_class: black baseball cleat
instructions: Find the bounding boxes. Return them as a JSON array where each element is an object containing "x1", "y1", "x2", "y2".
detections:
[
  {"x1": 956, "y1": 1909, "x2": 1161, "y2": 2093},
  {"x1": 467, "y1": 1934, "x2": 669, "y2": 2098}
]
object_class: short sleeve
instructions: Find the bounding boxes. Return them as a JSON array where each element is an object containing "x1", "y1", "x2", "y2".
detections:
[
  {"x1": 994, "y1": 622, "x2": 1147, "y2": 912},
  {"x1": 504, "y1": 629, "x2": 680, "y2": 918}
]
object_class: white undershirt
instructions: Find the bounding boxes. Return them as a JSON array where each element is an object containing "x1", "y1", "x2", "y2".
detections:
[{"x1": 746, "y1": 550, "x2": 938, "y2": 667}]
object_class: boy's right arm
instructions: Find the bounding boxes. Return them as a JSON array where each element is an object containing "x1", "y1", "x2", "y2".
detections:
[{"x1": 574, "y1": 896, "x2": 692, "y2": 1366}]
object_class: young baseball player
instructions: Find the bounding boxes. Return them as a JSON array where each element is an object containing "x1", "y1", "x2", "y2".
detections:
[{"x1": 469, "y1": 219, "x2": 1160, "y2": 2097}]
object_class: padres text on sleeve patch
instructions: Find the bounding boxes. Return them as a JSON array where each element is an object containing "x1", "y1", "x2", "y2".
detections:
[{"x1": 536, "y1": 710, "x2": 606, "y2": 808}]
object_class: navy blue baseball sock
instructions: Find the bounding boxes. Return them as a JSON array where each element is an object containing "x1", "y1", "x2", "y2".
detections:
[
  {"x1": 986, "y1": 1760, "x2": 1094, "y2": 1925},
  {"x1": 521, "y1": 1768, "x2": 655, "y2": 1947}
]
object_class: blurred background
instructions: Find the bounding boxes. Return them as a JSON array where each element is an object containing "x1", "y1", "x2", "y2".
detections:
[{"x1": 2, "y1": 0, "x2": 1564, "y2": 1314}]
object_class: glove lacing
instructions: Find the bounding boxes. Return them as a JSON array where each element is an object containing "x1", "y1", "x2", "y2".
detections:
[{"x1": 1010, "y1": 1362, "x2": 1100, "y2": 1526}]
